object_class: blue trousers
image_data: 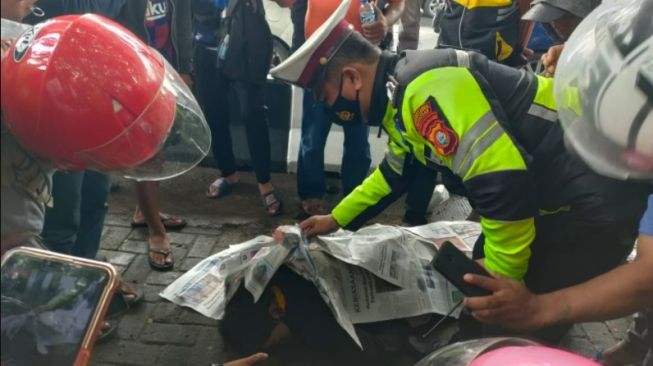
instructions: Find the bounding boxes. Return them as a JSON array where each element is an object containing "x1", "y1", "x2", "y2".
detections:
[
  {"x1": 297, "y1": 91, "x2": 372, "y2": 199},
  {"x1": 41, "y1": 170, "x2": 111, "y2": 259}
]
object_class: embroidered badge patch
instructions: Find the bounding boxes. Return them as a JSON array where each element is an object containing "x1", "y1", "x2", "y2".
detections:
[{"x1": 413, "y1": 97, "x2": 459, "y2": 156}]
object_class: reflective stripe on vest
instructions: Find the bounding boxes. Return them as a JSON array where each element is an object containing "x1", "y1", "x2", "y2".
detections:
[
  {"x1": 496, "y1": 2, "x2": 518, "y2": 21},
  {"x1": 384, "y1": 145, "x2": 406, "y2": 174},
  {"x1": 401, "y1": 67, "x2": 491, "y2": 169},
  {"x1": 452, "y1": 110, "x2": 498, "y2": 173},
  {"x1": 402, "y1": 67, "x2": 526, "y2": 181},
  {"x1": 382, "y1": 103, "x2": 410, "y2": 175},
  {"x1": 454, "y1": 120, "x2": 506, "y2": 178},
  {"x1": 527, "y1": 75, "x2": 558, "y2": 122},
  {"x1": 454, "y1": 50, "x2": 471, "y2": 68},
  {"x1": 527, "y1": 104, "x2": 557, "y2": 122}
]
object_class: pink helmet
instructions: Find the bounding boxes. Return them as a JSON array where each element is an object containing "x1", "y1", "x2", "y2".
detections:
[
  {"x1": 470, "y1": 345, "x2": 601, "y2": 366},
  {"x1": 414, "y1": 338, "x2": 600, "y2": 366}
]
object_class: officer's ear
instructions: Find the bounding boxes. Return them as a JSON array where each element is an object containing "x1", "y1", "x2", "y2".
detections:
[{"x1": 341, "y1": 66, "x2": 363, "y2": 91}]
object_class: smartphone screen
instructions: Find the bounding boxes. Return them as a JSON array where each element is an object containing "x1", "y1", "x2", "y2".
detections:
[{"x1": 1, "y1": 252, "x2": 111, "y2": 366}]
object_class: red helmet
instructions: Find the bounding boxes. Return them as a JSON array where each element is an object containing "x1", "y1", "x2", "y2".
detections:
[{"x1": 1, "y1": 14, "x2": 210, "y2": 181}]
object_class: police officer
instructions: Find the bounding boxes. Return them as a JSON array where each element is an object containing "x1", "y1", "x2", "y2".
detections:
[{"x1": 270, "y1": 0, "x2": 651, "y2": 333}]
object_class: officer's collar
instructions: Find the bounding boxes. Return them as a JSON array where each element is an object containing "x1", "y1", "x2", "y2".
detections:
[{"x1": 368, "y1": 51, "x2": 400, "y2": 126}]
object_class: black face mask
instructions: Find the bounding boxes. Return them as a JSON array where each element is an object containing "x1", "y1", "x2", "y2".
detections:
[{"x1": 327, "y1": 75, "x2": 364, "y2": 126}]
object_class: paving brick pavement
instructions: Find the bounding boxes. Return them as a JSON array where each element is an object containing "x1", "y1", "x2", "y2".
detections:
[{"x1": 89, "y1": 170, "x2": 633, "y2": 365}]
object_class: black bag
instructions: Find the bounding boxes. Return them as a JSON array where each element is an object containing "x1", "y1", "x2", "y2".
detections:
[{"x1": 216, "y1": 0, "x2": 273, "y2": 84}]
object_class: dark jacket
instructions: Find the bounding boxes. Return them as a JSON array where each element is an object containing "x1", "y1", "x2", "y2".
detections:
[
  {"x1": 27, "y1": 0, "x2": 193, "y2": 73},
  {"x1": 192, "y1": 0, "x2": 222, "y2": 47},
  {"x1": 438, "y1": 0, "x2": 523, "y2": 66},
  {"x1": 116, "y1": 0, "x2": 194, "y2": 73}
]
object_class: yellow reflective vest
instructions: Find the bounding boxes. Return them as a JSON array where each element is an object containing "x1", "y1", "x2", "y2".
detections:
[{"x1": 332, "y1": 49, "x2": 560, "y2": 281}]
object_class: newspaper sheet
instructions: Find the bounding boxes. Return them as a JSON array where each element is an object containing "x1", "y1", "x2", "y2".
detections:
[
  {"x1": 160, "y1": 235, "x2": 276, "y2": 319},
  {"x1": 161, "y1": 221, "x2": 481, "y2": 347},
  {"x1": 309, "y1": 224, "x2": 472, "y2": 324},
  {"x1": 405, "y1": 221, "x2": 481, "y2": 257}
]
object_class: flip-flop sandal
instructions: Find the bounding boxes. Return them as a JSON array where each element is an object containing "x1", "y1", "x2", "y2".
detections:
[
  {"x1": 261, "y1": 190, "x2": 284, "y2": 217},
  {"x1": 119, "y1": 282, "x2": 144, "y2": 307},
  {"x1": 148, "y1": 248, "x2": 174, "y2": 271},
  {"x1": 205, "y1": 177, "x2": 234, "y2": 199},
  {"x1": 130, "y1": 213, "x2": 187, "y2": 230},
  {"x1": 95, "y1": 318, "x2": 118, "y2": 344},
  {"x1": 106, "y1": 282, "x2": 144, "y2": 317},
  {"x1": 158, "y1": 213, "x2": 186, "y2": 230}
]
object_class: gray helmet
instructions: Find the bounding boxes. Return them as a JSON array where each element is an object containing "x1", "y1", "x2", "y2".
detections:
[
  {"x1": 554, "y1": 0, "x2": 653, "y2": 180},
  {"x1": 522, "y1": 0, "x2": 601, "y2": 22}
]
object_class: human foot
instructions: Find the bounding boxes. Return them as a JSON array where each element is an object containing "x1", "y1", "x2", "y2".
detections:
[
  {"x1": 206, "y1": 175, "x2": 239, "y2": 199},
  {"x1": 131, "y1": 209, "x2": 186, "y2": 230},
  {"x1": 259, "y1": 183, "x2": 283, "y2": 216},
  {"x1": 148, "y1": 236, "x2": 174, "y2": 271}
]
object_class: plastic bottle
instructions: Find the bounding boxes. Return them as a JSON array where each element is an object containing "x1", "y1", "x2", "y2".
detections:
[{"x1": 359, "y1": 0, "x2": 376, "y2": 25}]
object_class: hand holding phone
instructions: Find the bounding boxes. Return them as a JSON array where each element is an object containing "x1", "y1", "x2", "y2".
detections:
[
  {"x1": 1, "y1": 247, "x2": 119, "y2": 366},
  {"x1": 431, "y1": 241, "x2": 492, "y2": 297}
]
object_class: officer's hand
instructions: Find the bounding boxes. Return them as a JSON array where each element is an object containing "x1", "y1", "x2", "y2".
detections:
[
  {"x1": 223, "y1": 353, "x2": 269, "y2": 366},
  {"x1": 541, "y1": 44, "x2": 564, "y2": 77},
  {"x1": 361, "y1": 2, "x2": 388, "y2": 46},
  {"x1": 299, "y1": 214, "x2": 340, "y2": 237},
  {"x1": 462, "y1": 273, "x2": 546, "y2": 331}
]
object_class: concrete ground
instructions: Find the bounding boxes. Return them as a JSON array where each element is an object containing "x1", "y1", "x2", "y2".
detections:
[{"x1": 89, "y1": 167, "x2": 631, "y2": 366}]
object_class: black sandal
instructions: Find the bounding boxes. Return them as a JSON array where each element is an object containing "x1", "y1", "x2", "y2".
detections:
[
  {"x1": 260, "y1": 190, "x2": 284, "y2": 217},
  {"x1": 106, "y1": 281, "x2": 144, "y2": 317},
  {"x1": 95, "y1": 318, "x2": 119, "y2": 344},
  {"x1": 148, "y1": 248, "x2": 174, "y2": 271}
]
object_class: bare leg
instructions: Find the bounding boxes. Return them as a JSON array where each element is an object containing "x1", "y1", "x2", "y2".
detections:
[{"x1": 135, "y1": 181, "x2": 172, "y2": 268}]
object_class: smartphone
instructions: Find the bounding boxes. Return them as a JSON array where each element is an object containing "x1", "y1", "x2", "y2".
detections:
[
  {"x1": 431, "y1": 241, "x2": 492, "y2": 297},
  {"x1": 1, "y1": 247, "x2": 119, "y2": 366}
]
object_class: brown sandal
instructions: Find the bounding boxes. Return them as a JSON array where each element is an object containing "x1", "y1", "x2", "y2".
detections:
[{"x1": 148, "y1": 248, "x2": 174, "y2": 271}]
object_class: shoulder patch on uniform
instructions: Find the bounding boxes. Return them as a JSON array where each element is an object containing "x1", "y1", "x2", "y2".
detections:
[{"x1": 413, "y1": 97, "x2": 458, "y2": 157}]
